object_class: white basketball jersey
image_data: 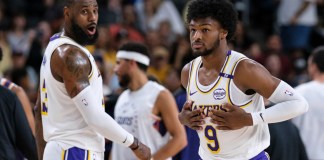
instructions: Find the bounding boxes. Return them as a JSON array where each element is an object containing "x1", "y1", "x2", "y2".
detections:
[
  {"x1": 187, "y1": 51, "x2": 270, "y2": 160},
  {"x1": 111, "y1": 81, "x2": 171, "y2": 160},
  {"x1": 40, "y1": 33, "x2": 105, "y2": 152},
  {"x1": 293, "y1": 81, "x2": 324, "y2": 159}
]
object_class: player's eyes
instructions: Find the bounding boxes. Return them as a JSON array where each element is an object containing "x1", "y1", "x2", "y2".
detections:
[
  {"x1": 82, "y1": 10, "x2": 88, "y2": 14},
  {"x1": 203, "y1": 29, "x2": 209, "y2": 32}
]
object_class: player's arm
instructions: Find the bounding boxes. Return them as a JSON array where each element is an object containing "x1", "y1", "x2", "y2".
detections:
[
  {"x1": 51, "y1": 45, "x2": 150, "y2": 159},
  {"x1": 178, "y1": 63, "x2": 205, "y2": 130},
  {"x1": 11, "y1": 85, "x2": 35, "y2": 136},
  {"x1": 13, "y1": 93, "x2": 38, "y2": 160},
  {"x1": 210, "y1": 59, "x2": 308, "y2": 130},
  {"x1": 152, "y1": 90, "x2": 187, "y2": 160},
  {"x1": 35, "y1": 90, "x2": 45, "y2": 160}
]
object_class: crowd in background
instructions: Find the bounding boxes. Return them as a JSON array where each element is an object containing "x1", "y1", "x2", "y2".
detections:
[{"x1": 0, "y1": 0, "x2": 324, "y2": 159}]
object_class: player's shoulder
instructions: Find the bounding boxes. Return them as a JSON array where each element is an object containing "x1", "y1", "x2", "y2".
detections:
[
  {"x1": 295, "y1": 81, "x2": 318, "y2": 93},
  {"x1": 0, "y1": 85, "x2": 16, "y2": 100}
]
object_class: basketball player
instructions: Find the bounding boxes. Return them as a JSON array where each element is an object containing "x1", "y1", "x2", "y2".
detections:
[
  {"x1": 0, "y1": 47, "x2": 35, "y2": 136},
  {"x1": 34, "y1": 0, "x2": 151, "y2": 159},
  {"x1": 111, "y1": 42, "x2": 187, "y2": 160},
  {"x1": 178, "y1": 0, "x2": 309, "y2": 159},
  {"x1": 292, "y1": 46, "x2": 324, "y2": 159}
]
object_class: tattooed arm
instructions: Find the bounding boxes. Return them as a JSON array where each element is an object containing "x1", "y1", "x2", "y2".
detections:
[
  {"x1": 51, "y1": 45, "x2": 151, "y2": 160},
  {"x1": 51, "y1": 44, "x2": 91, "y2": 97}
]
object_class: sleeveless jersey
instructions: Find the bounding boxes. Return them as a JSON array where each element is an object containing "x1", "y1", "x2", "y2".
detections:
[
  {"x1": 187, "y1": 51, "x2": 270, "y2": 160},
  {"x1": 111, "y1": 81, "x2": 171, "y2": 160},
  {"x1": 40, "y1": 33, "x2": 105, "y2": 152}
]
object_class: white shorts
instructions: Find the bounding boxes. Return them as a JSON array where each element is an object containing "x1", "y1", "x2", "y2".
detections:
[{"x1": 43, "y1": 141, "x2": 104, "y2": 160}]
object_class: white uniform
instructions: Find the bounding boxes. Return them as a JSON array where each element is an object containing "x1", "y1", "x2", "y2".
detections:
[
  {"x1": 293, "y1": 81, "x2": 324, "y2": 159},
  {"x1": 187, "y1": 51, "x2": 270, "y2": 160},
  {"x1": 111, "y1": 81, "x2": 171, "y2": 160},
  {"x1": 40, "y1": 33, "x2": 105, "y2": 158}
]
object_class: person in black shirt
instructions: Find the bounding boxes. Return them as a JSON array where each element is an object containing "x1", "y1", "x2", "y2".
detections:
[{"x1": 0, "y1": 48, "x2": 37, "y2": 160}]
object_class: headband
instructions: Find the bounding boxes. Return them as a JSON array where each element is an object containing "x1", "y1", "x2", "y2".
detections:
[{"x1": 116, "y1": 50, "x2": 150, "y2": 66}]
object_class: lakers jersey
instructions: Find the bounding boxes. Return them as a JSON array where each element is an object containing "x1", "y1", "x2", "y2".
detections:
[
  {"x1": 187, "y1": 51, "x2": 270, "y2": 159},
  {"x1": 111, "y1": 81, "x2": 171, "y2": 160},
  {"x1": 40, "y1": 33, "x2": 105, "y2": 152}
]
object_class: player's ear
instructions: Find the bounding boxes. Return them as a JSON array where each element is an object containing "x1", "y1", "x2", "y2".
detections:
[
  {"x1": 220, "y1": 30, "x2": 228, "y2": 40},
  {"x1": 64, "y1": 6, "x2": 70, "y2": 17}
]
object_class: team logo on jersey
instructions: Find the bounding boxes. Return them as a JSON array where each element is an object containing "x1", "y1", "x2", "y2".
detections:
[
  {"x1": 213, "y1": 88, "x2": 226, "y2": 100},
  {"x1": 284, "y1": 90, "x2": 293, "y2": 96}
]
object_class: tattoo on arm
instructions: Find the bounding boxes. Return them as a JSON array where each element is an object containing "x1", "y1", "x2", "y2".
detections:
[{"x1": 62, "y1": 47, "x2": 91, "y2": 97}]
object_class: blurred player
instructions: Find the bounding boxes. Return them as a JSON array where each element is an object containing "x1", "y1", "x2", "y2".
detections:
[
  {"x1": 111, "y1": 42, "x2": 187, "y2": 160},
  {"x1": 293, "y1": 46, "x2": 324, "y2": 159}
]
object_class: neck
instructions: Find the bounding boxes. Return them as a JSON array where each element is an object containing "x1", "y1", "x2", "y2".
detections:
[
  {"x1": 129, "y1": 71, "x2": 148, "y2": 91},
  {"x1": 313, "y1": 73, "x2": 324, "y2": 83},
  {"x1": 62, "y1": 27, "x2": 76, "y2": 41},
  {"x1": 201, "y1": 44, "x2": 228, "y2": 71}
]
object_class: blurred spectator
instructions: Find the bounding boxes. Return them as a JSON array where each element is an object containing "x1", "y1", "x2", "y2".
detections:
[
  {"x1": 292, "y1": 46, "x2": 324, "y2": 159},
  {"x1": 263, "y1": 34, "x2": 293, "y2": 81},
  {"x1": 232, "y1": 21, "x2": 254, "y2": 53},
  {"x1": 27, "y1": 21, "x2": 52, "y2": 75},
  {"x1": 277, "y1": 0, "x2": 318, "y2": 53},
  {"x1": 244, "y1": 42, "x2": 265, "y2": 64},
  {"x1": 147, "y1": 46, "x2": 171, "y2": 84},
  {"x1": 109, "y1": 2, "x2": 145, "y2": 43},
  {"x1": 7, "y1": 13, "x2": 34, "y2": 56},
  {"x1": 0, "y1": 86, "x2": 37, "y2": 160},
  {"x1": 264, "y1": 54, "x2": 283, "y2": 79},
  {"x1": 135, "y1": 0, "x2": 186, "y2": 35},
  {"x1": 170, "y1": 36, "x2": 193, "y2": 70},
  {"x1": 0, "y1": 30, "x2": 12, "y2": 74},
  {"x1": 145, "y1": 30, "x2": 162, "y2": 51},
  {"x1": 43, "y1": 3, "x2": 64, "y2": 34},
  {"x1": 289, "y1": 50, "x2": 310, "y2": 87},
  {"x1": 10, "y1": 51, "x2": 38, "y2": 101}
]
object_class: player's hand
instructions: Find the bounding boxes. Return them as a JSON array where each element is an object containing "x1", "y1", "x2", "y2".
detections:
[
  {"x1": 132, "y1": 139, "x2": 151, "y2": 160},
  {"x1": 210, "y1": 103, "x2": 253, "y2": 130},
  {"x1": 178, "y1": 100, "x2": 205, "y2": 130}
]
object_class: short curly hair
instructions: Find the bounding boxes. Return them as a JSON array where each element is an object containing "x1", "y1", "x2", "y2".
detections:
[{"x1": 186, "y1": 0, "x2": 238, "y2": 41}]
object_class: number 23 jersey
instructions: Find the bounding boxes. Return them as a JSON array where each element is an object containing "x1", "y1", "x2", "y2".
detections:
[{"x1": 187, "y1": 51, "x2": 270, "y2": 160}]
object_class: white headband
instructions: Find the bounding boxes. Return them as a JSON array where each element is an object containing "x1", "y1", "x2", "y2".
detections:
[{"x1": 116, "y1": 50, "x2": 150, "y2": 66}]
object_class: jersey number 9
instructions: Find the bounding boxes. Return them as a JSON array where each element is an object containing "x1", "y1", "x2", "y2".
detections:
[{"x1": 204, "y1": 125, "x2": 220, "y2": 153}]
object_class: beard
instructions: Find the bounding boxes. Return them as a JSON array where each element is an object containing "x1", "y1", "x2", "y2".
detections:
[
  {"x1": 193, "y1": 37, "x2": 220, "y2": 57},
  {"x1": 71, "y1": 19, "x2": 98, "y2": 45},
  {"x1": 119, "y1": 73, "x2": 131, "y2": 88}
]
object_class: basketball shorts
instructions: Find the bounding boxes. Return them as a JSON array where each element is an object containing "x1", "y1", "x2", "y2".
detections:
[
  {"x1": 43, "y1": 141, "x2": 104, "y2": 160},
  {"x1": 199, "y1": 151, "x2": 270, "y2": 160},
  {"x1": 250, "y1": 151, "x2": 270, "y2": 160}
]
